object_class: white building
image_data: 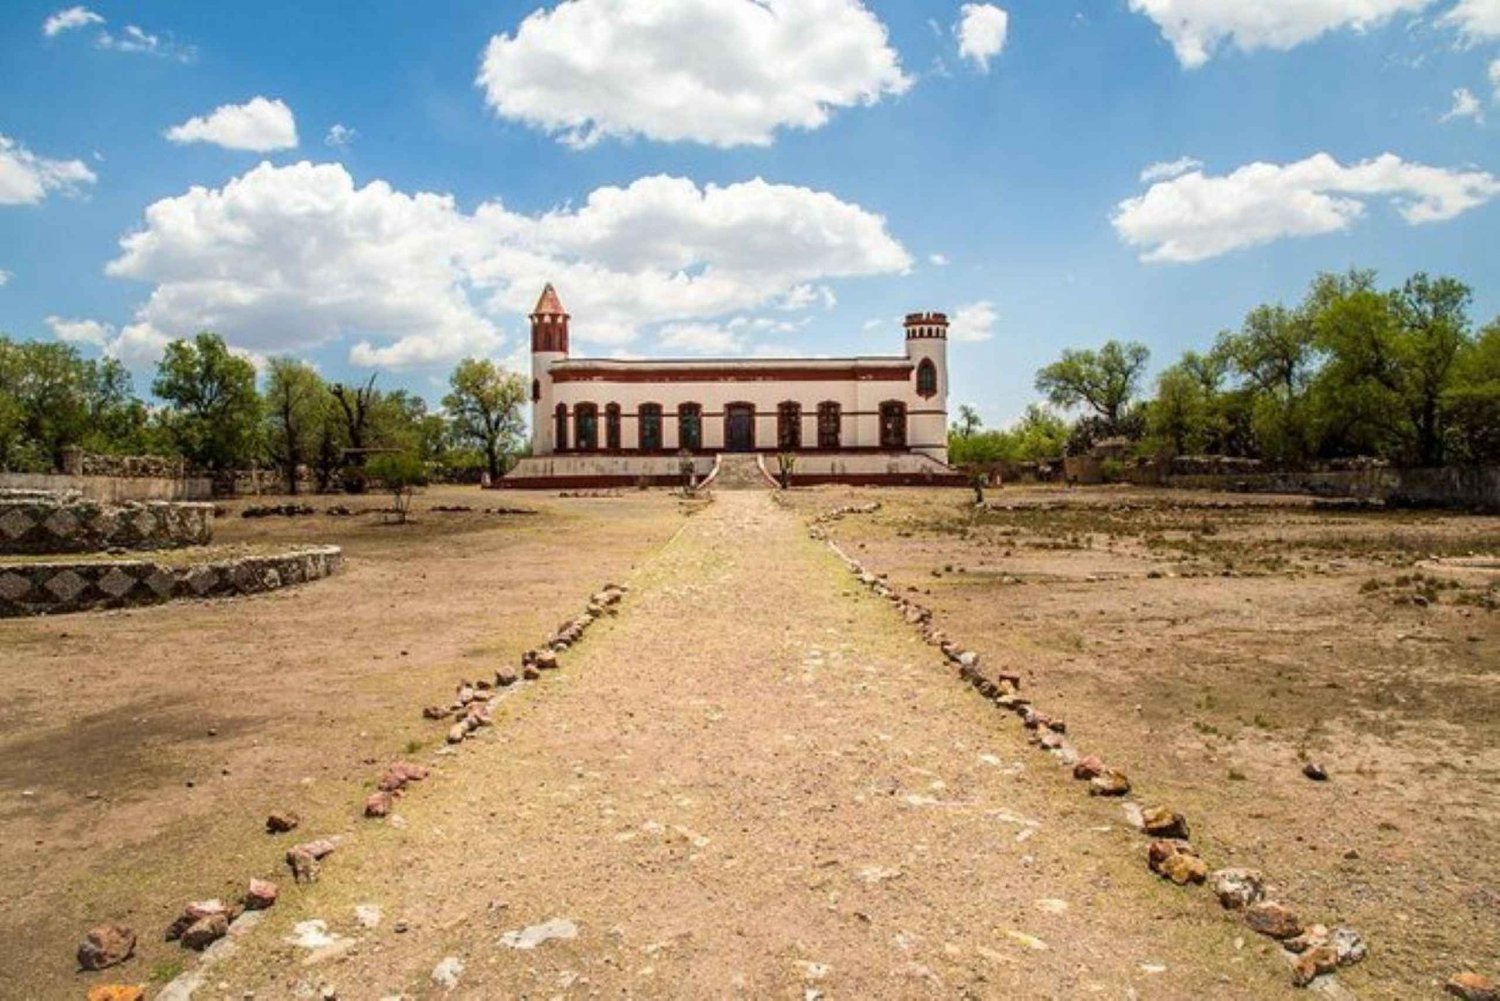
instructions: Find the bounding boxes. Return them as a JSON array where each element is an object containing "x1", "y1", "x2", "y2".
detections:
[{"x1": 501, "y1": 284, "x2": 962, "y2": 488}]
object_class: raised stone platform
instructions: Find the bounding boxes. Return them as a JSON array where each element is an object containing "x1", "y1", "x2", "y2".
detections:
[
  {"x1": 0, "y1": 545, "x2": 342, "y2": 618},
  {"x1": 0, "y1": 493, "x2": 214, "y2": 554},
  {"x1": 495, "y1": 452, "x2": 964, "y2": 489}
]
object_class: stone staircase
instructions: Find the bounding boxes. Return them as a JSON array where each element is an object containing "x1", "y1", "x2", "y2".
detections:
[{"x1": 712, "y1": 454, "x2": 772, "y2": 490}]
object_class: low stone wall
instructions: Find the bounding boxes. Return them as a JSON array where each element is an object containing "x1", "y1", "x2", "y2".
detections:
[
  {"x1": 0, "y1": 496, "x2": 214, "y2": 554},
  {"x1": 496, "y1": 454, "x2": 716, "y2": 489},
  {"x1": 1159, "y1": 466, "x2": 1500, "y2": 511},
  {"x1": 0, "y1": 546, "x2": 343, "y2": 617},
  {"x1": 787, "y1": 452, "x2": 967, "y2": 487},
  {"x1": 0, "y1": 471, "x2": 213, "y2": 502}
]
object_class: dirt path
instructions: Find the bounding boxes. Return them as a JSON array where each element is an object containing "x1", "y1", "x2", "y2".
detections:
[{"x1": 221, "y1": 492, "x2": 1293, "y2": 999}]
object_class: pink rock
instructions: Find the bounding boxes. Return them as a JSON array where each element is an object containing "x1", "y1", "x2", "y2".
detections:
[
  {"x1": 245, "y1": 878, "x2": 278, "y2": 910},
  {"x1": 364, "y1": 791, "x2": 394, "y2": 818},
  {"x1": 77, "y1": 923, "x2": 135, "y2": 971}
]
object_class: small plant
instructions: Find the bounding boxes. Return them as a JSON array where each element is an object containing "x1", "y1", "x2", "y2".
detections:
[
  {"x1": 776, "y1": 451, "x2": 798, "y2": 489},
  {"x1": 150, "y1": 959, "x2": 185, "y2": 983},
  {"x1": 404, "y1": 738, "x2": 423, "y2": 755},
  {"x1": 367, "y1": 451, "x2": 427, "y2": 524}
]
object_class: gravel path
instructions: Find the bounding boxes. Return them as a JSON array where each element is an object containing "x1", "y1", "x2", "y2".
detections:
[{"x1": 239, "y1": 492, "x2": 1287, "y2": 998}]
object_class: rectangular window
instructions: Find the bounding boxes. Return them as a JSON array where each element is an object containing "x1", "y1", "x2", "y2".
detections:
[
  {"x1": 778, "y1": 402, "x2": 801, "y2": 449},
  {"x1": 678, "y1": 403, "x2": 702, "y2": 451},
  {"x1": 639, "y1": 404, "x2": 662, "y2": 451},
  {"x1": 817, "y1": 402, "x2": 841, "y2": 449}
]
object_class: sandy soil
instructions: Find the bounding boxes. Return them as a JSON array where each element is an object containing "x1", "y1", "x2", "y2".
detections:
[
  {"x1": 195, "y1": 491, "x2": 1292, "y2": 999},
  {"x1": 0, "y1": 485, "x2": 686, "y2": 998},
  {"x1": 782, "y1": 484, "x2": 1500, "y2": 1001}
]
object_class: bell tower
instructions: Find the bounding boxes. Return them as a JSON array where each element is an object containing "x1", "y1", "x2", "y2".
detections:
[
  {"x1": 904, "y1": 312, "x2": 950, "y2": 464},
  {"x1": 530, "y1": 284, "x2": 570, "y2": 455}
]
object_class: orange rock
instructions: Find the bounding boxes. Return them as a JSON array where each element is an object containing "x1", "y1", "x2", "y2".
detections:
[{"x1": 87, "y1": 986, "x2": 145, "y2": 1001}]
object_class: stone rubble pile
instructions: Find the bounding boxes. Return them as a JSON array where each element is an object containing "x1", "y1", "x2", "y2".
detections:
[
  {"x1": 241, "y1": 503, "x2": 316, "y2": 518},
  {"x1": 419, "y1": 582, "x2": 629, "y2": 748},
  {"x1": 815, "y1": 513, "x2": 1369, "y2": 991}
]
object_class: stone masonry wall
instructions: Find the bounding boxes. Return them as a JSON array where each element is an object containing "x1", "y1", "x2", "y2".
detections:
[
  {"x1": 0, "y1": 546, "x2": 343, "y2": 617},
  {"x1": 0, "y1": 495, "x2": 215, "y2": 554}
]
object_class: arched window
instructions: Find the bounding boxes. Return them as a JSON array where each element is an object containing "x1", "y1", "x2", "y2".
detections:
[
  {"x1": 554, "y1": 402, "x2": 568, "y2": 451},
  {"x1": 916, "y1": 358, "x2": 938, "y2": 398},
  {"x1": 817, "y1": 401, "x2": 841, "y2": 449},
  {"x1": 575, "y1": 403, "x2": 598, "y2": 452},
  {"x1": 879, "y1": 401, "x2": 907, "y2": 450},
  {"x1": 639, "y1": 404, "x2": 663, "y2": 451},
  {"x1": 531, "y1": 378, "x2": 541, "y2": 403},
  {"x1": 777, "y1": 402, "x2": 802, "y2": 449},
  {"x1": 678, "y1": 402, "x2": 703, "y2": 451},
  {"x1": 605, "y1": 404, "x2": 621, "y2": 451}
]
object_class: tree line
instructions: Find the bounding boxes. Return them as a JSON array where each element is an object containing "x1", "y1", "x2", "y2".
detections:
[
  {"x1": 951, "y1": 270, "x2": 1500, "y2": 469},
  {"x1": 0, "y1": 331, "x2": 528, "y2": 491}
]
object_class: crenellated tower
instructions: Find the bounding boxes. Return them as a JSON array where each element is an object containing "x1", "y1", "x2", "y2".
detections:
[
  {"x1": 904, "y1": 312, "x2": 950, "y2": 463},
  {"x1": 530, "y1": 283, "x2": 570, "y2": 455}
]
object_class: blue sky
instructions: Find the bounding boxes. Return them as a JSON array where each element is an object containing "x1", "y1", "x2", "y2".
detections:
[{"x1": 1, "y1": 0, "x2": 1497, "y2": 425}]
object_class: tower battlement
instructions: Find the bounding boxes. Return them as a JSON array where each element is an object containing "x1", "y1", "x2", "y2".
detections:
[{"x1": 903, "y1": 312, "x2": 949, "y2": 339}]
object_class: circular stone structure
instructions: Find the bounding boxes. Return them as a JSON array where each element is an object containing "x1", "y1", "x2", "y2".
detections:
[
  {"x1": 0, "y1": 545, "x2": 343, "y2": 617},
  {"x1": 0, "y1": 492, "x2": 214, "y2": 554}
]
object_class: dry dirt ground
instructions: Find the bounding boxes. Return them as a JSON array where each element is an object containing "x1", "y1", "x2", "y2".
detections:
[
  {"x1": 4, "y1": 484, "x2": 1494, "y2": 999},
  {"x1": 0, "y1": 486, "x2": 687, "y2": 999},
  {"x1": 782, "y1": 484, "x2": 1500, "y2": 1001}
]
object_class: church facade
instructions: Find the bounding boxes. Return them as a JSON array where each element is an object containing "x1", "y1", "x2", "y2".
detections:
[{"x1": 499, "y1": 284, "x2": 962, "y2": 488}]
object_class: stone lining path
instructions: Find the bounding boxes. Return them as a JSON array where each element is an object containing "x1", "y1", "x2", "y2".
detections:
[{"x1": 229, "y1": 493, "x2": 1290, "y2": 998}]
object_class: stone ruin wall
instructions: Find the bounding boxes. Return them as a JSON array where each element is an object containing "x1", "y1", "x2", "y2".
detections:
[
  {"x1": 0, "y1": 493, "x2": 215, "y2": 555},
  {"x1": 0, "y1": 546, "x2": 343, "y2": 618}
]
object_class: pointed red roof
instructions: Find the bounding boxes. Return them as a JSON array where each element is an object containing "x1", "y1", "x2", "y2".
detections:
[{"x1": 532, "y1": 283, "x2": 566, "y2": 316}]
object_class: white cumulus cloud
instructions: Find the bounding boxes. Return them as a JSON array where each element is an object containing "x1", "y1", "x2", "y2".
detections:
[
  {"x1": 0, "y1": 268, "x2": 11, "y2": 287},
  {"x1": 0, "y1": 135, "x2": 98, "y2": 205},
  {"x1": 97, "y1": 24, "x2": 195, "y2": 61},
  {"x1": 165, "y1": 97, "x2": 299, "y2": 152},
  {"x1": 1489, "y1": 58, "x2": 1500, "y2": 102},
  {"x1": 1113, "y1": 152, "x2": 1500, "y2": 263},
  {"x1": 97, "y1": 161, "x2": 910, "y2": 371},
  {"x1": 42, "y1": 5, "x2": 103, "y2": 36},
  {"x1": 1441, "y1": 87, "x2": 1484, "y2": 122},
  {"x1": 45, "y1": 315, "x2": 114, "y2": 346},
  {"x1": 950, "y1": 301, "x2": 997, "y2": 343},
  {"x1": 1140, "y1": 156, "x2": 1203, "y2": 182},
  {"x1": 477, "y1": 0, "x2": 912, "y2": 148},
  {"x1": 1440, "y1": 0, "x2": 1500, "y2": 42},
  {"x1": 324, "y1": 124, "x2": 358, "y2": 149},
  {"x1": 956, "y1": 4, "x2": 1010, "y2": 71},
  {"x1": 1128, "y1": 0, "x2": 1434, "y2": 68}
]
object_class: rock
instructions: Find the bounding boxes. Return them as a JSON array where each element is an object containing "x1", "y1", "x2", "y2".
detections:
[
  {"x1": 535, "y1": 650, "x2": 559, "y2": 670},
  {"x1": 87, "y1": 987, "x2": 145, "y2": 1001},
  {"x1": 1447, "y1": 973, "x2": 1500, "y2": 1001},
  {"x1": 1072, "y1": 755, "x2": 1105, "y2": 780},
  {"x1": 245, "y1": 878, "x2": 278, "y2": 910},
  {"x1": 1209, "y1": 868, "x2": 1265, "y2": 910},
  {"x1": 455, "y1": 685, "x2": 475, "y2": 705},
  {"x1": 365, "y1": 791, "x2": 394, "y2": 817},
  {"x1": 1292, "y1": 945, "x2": 1339, "y2": 987},
  {"x1": 1141, "y1": 807, "x2": 1190, "y2": 840},
  {"x1": 495, "y1": 667, "x2": 518, "y2": 687},
  {"x1": 522, "y1": 664, "x2": 540, "y2": 681},
  {"x1": 1147, "y1": 840, "x2": 1206, "y2": 885},
  {"x1": 287, "y1": 849, "x2": 320, "y2": 884},
  {"x1": 1088, "y1": 770, "x2": 1131, "y2": 796},
  {"x1": 266, "y1": 810, "x2": 300, "y2": 834},
  {"x1": 166, "y1": 899, "x2": 227, "y2": 941},
  {"x1": 379, "y1": 761, "x2": 429, "y2": 791},
  {"x1": 422, "y1": 706, "x2": 449, "y2": 720},
  {"x1": 1245, "y1": 901, "x2": 1303, "y2": 940},
  {"x1": 180, "y1": 913, "x2": 229, "y2": 951},
  {"x1": 1037, "y1": 731, "x2": 1064, "y2": 751},
  {"x1": 446, "y1": 723, "x2": 468, "y2": 744},
  {"x1": 1329, "y1": 926, "x2": 1367, "y2": 967},
  {"x1": 1046, "y1": 718, "x2": 1067, "y2": 733},
  {"x1": 77, "y1": 923, "x2": 135, "y2": 970},
  {"x1": 1022, "y1": 710, "x2": 1049, "y2": 731},
  {"x1": 1303, "y1": 762, "x2": 1328, "y2": 781},
  {"x1": 1285, "y1": 925, "x2": 1329, "y2": 954},
  {"x1": 432, "y1": 955, "x2": 465, "y2": 989}
]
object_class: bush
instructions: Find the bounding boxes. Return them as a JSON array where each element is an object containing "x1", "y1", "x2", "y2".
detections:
[{"x1": 367, "y1": 452, "x2": 427, "y2": 523}]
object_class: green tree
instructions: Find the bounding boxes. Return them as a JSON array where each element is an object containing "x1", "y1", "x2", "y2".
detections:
[
  {"x1": 1389, "y1": 273, "x2": 1473, "y2": 466},
  {"x1": 330, "y1": 374, "x2": 380, "y2": 468},
  {"x1": 1216, "y1": 303, "x2": 1321, "y2": 464},
  {"x1": 152, "y1": 332, "x2": 263, "y2": 472},
  {"x1": 1035, "y1": 340, "x2": 1150, "y2": 434},
  {"x1": 1443, "y1": 318, "x2": 1500, "y2": 463},
  {"x1": 368, "y1": 450, "x2": 427, "y2": 524},
  {"x1": 263, "y1": 357, "x2": 327, "y2": 495},
  {"x1": 951, "y1": 404, "x2": 983, "y2": 439},
  {"x1": 442, "y1": 358, "x2": 527, "y2": 481}
]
